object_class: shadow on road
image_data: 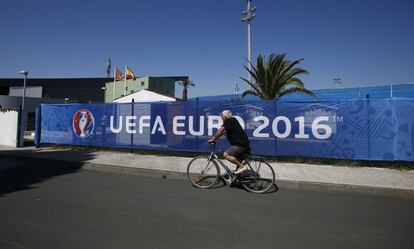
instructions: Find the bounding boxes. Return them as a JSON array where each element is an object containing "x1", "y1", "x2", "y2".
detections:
[
  {"x1": 216, "y1": 177, "x2": 279, "y2": 194},
  {"x1": 265, "y1": 183, "x2": 279, "y2": 194},
  {"x1": 0, "y1": 149, "x2": 95, "y2": 197}
]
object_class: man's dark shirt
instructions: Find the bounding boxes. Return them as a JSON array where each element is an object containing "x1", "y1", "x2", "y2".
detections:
[{"x1": 222, "y1": 117, "x2": 250, "y2": 149}]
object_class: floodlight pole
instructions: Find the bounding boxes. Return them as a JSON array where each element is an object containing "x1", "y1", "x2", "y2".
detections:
[
  {"x1": 242, "y1": 0, "x2": 256, "y2": 87},
  {"x1": 247, "y1": 0, "x2": 252, "y2": 84}
]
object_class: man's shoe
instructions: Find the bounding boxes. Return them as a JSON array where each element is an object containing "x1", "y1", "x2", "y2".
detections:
[{"x1": 235, "y1": 165, "x2": 247, "y2": 174}]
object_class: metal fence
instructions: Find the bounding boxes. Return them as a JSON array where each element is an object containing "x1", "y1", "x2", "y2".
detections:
[
  {"x1": 38, "y1": 98, "x2": 414, "y2": 162},
  {"x1": 190, "y1": 84, "x2": 414, "y2": 102}
]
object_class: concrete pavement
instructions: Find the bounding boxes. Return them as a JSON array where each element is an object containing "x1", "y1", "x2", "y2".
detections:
[{"x1": 0, "y1": 145, "x2": 413, "y2": 198}]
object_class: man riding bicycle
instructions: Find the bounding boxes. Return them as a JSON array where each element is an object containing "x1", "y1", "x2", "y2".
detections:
[{"x1": 208, "y1": 110, "x2": 251, "y2": 175}]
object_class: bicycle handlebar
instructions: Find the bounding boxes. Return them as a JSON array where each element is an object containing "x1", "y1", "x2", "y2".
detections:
[{"x1": 208, "y1": 141, "x2": 216, "y2": 150}]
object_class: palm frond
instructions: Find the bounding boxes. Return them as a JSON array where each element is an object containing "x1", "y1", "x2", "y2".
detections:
[
  {"x1": 241, "y1": 53, "x2": 312, "y2": 100},
  {"x1": 240, "y1": 76, "x2": 263, "y2": 97},
  {"x1": 286, "y1": 77, "x2": 305, "y2": 88},
  {"x1": 278, "y1": 87, "x2": 316, "y2": 100},
  {"x1": 242, "y1": 89, "x2": 263, "y2": 99}
]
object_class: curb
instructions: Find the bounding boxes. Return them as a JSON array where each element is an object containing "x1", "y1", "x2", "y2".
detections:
[
  {"x1": 83, "y1": 162, "x2": 414, "y2": 199},
  {"x1": 1, "y1": 153, "x2": 414, "y2": 200}
]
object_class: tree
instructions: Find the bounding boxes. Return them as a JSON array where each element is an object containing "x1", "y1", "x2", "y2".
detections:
[
  {"x1": 178, "y1": 78, "x2": 195, "y2": 101},
  {"x1": 241, "y1": 53, "x2": 316, "y2": 100}
]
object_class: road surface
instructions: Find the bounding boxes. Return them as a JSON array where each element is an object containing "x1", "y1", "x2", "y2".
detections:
[{"x1": 0, "y1": 157, "x2": 413, "y2": 249}]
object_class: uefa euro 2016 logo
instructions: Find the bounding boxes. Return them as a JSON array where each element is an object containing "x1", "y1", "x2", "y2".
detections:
[{"x1": 72, "y1": 109, "x2": 95, "y2": 138}]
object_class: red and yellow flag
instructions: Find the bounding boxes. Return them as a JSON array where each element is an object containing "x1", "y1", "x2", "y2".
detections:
[
  {"x1": 125, "y1": 66, "x2": 136, "y2": 80},
  {"x1": 115, "y1": 67, "x2": 124, "y2": 81}
]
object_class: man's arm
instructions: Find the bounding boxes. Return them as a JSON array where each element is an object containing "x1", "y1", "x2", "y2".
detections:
[{"x1": 208, "y1": 127, "x2": 225, "y2": 143}]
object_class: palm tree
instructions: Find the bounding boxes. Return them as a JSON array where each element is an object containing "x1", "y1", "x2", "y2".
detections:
[
  {"x1": 241, "y1": 53, "x2": 316, "y2": 100},
  {"x1": 178, "y1": 78, "x2": 195, "y2": 101}
]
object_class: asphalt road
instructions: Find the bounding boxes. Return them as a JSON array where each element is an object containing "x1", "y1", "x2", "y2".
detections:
[{"x1": 0, "y1": 157, "x2": 413, "y2": 249}]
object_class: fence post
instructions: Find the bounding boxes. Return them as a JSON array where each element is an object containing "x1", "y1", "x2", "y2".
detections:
[
  {"x1": 366, "y1": 98, "x2": 372, "y2": 159},
  {"x1": 130, "y1": 99, "x2": 134, "y2": 153},
  {"x1": 16, "y1": 105, "x2": 22, "y2": 147},
  {"x1": 274, "y1": 99, "x2": 278, "y2": 156},
  {"x1": 196, "y1": 97, "x2": 199, "y2": 151},
  {"x1": 392, "y1": 98, "x2": 397, "y2": 160},
  {"x1": 34, "y1": 106, "x2": 41, "y2": 148}
]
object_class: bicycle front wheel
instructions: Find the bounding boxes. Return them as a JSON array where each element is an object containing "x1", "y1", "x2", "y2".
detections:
[
  {"x1": 187, "y1": 156, "x2": 220, "y2": 189},
  {"x1": 241, "y1": 158, "x2": 275, "y2": 193}
]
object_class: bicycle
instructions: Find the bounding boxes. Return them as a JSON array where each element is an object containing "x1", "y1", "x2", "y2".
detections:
[{"x1": 186, "y1": 142, "x2": 276, "y2": 193}]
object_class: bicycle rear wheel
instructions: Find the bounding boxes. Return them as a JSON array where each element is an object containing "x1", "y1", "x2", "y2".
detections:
[
  {"x1": 187, "y1": 156, "x2": 220, "y2": 188},
  {"x1": 241, "y1": 158, "x2": 275, "y2": 193}
]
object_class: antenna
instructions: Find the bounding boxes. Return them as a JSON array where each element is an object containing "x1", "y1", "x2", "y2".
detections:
[
  {"x1": 334, "y1": 78, "x2": 342, "y2": 88},
  {"x1": 106, "y1": 58, "x2": 112, "y2": 78},
  {"x1": 235, "y1": 82, "x2": 240, "y2": 94}
]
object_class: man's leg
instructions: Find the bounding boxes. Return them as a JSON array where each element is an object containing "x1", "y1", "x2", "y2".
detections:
[
  {"x1": 223, "y1": 151, "x2": 244, "y2": 168},
  {"x1": 223, "y1": 146, "x2": 247, "y2": 175}
]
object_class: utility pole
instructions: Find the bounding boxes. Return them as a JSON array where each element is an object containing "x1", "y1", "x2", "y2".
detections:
[{"x1": 241, "y1": 0, "x2": 256, "y2": 86}]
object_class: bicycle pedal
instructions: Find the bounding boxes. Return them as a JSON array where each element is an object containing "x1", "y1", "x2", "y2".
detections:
[
  {"x1": 240, "y1": 171, "x2": 248, "y2": 177},
  {"x1": 222, "y1": 173, "x2": 230, "y2": 180},
  {"x1": 224, "y1": 178, "x2": 232, "y2": 185}
]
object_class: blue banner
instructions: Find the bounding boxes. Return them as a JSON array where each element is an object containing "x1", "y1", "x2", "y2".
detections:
[{"x1": 40, "y1": 98, "x2": 414, "y2": 161}]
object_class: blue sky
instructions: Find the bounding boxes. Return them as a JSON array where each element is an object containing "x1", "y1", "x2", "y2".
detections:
[{"x1": 1, "y1": 0, "x2": 413, "y2": 97}]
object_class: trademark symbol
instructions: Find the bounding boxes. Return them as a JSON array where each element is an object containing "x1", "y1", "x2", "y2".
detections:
[{"x1": 330, "y1": 116, "x2": 344, "y2": 122}]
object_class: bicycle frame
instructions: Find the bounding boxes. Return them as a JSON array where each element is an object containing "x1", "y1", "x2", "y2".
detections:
[{"x1": 207, "y1": 152, "x2": 232, "y2": 174}]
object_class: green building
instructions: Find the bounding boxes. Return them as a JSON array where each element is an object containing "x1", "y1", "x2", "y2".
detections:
[{"x1": 104, "y1": 76, "x2": 187, "y2": 102}]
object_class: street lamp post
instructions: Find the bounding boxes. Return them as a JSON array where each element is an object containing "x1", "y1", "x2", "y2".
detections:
[
  {"x1": 19, "y1": 70, "x2": 28, "y2": 110},
  {"x1": 19, "y1": 70, "x2": 28, "y2": 147},
  {"x1": 241, "y1": 0, "x2": 256, "y2": 86}
]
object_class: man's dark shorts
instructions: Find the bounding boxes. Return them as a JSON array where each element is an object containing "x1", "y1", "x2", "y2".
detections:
[{"x1": 224, "y1": 145, "x2": 248, "y2": 162}]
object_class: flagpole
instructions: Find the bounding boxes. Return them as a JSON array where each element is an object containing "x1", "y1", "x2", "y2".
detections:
[
  {"x1": 112, "y1": 67, "x2": 116, "y2": 101},
  {"x1": 124, "y1": 65, "x2": 127, "y2": 96}
]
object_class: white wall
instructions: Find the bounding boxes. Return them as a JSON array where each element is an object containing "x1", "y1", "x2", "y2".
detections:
[
  {"x1": 9, "y1": 86, "x2": 43, "y2": 98},
  {"x1": 0, "y1": 95, "x2": 66, "y2": 112},
  {"x1": 0, "y1": 110, "x2": 19, "y2": 147}
]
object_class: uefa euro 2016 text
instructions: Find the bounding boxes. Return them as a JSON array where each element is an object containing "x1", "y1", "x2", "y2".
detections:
[{"x1": 109, "y1": 115, "x2": 334, "y2": 140}]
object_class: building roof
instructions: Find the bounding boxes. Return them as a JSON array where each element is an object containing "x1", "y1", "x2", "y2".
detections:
[
  {"x1": 0, "y1": 78, "x2": 110, "y2": 87},
  {"x1": 143, "y1": 89, "x2": 182, "y2": 100},
  {"x1": 114, "y1": 89, "x2": 180, "y2": 103},
  {"x1": 151, "y1": 76, "x2": 189, "y2": 81},
  {"x1": 0, "y1": 76, "x2": 189, "y2": 88}
]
